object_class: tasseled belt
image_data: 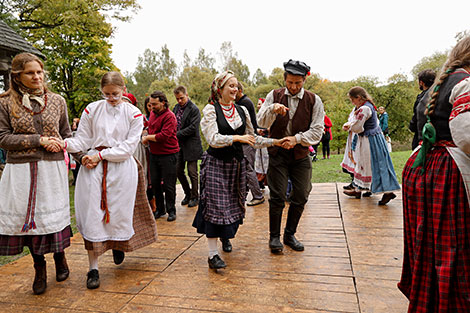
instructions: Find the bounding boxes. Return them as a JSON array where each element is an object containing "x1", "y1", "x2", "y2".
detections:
[
  {"x1": 95, "y1": 146, "x2": 110, "y2": 224},
  {"x1": 22, "y1": 161, "x2": 39, "y2": 232}
]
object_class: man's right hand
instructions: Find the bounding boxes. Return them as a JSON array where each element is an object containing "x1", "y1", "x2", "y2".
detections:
[{"x1": 273, "y1": 103, "x2": 289, "y2": 116}]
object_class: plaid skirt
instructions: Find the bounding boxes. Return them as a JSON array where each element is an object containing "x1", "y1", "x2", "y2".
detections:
[
  {"x1": 0, "y1": 225, "x2": 72, "y2": 256},
  {"x1": 192, "y1": 153, "x2": 246, "y2": 238},
  {"x1": 84, "y1": 158, "x2": 157, "y2": 256},
  {"x1": 398, "y1": 146, "x2": 470, "y2": 312}
]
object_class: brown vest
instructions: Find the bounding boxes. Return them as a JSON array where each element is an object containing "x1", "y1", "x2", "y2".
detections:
[{"x1": 268, "y1": 88, "x2": 316, "y2": 160}]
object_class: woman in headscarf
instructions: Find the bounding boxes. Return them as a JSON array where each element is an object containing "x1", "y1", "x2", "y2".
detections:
[
  {"x1": 0, "y1": 53, "x2": 72, "y2": 295},
  {"x1": 193, "y1": 71, "x2": 285, "y2": 270}
]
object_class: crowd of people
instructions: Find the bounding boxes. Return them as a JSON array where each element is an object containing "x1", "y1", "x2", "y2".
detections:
[{"x1": 1, "y1": 41, "x2": 470, "y2": 311}]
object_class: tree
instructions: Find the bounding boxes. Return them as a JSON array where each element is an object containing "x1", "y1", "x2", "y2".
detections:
[
  {"x1": 411, "y1": 51, "x2": 447, "y2": 79},
  {"x1": 218, "y1": 41, "x2": 250, "y2": 83},
  {"x1": 252, "y1": 68, "x2": 268, "y2": 86},
  {"x1": 3, "y1": 0, "x2": 140, "y2": 118}
]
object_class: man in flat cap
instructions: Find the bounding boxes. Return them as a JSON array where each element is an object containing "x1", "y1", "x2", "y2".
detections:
[{"x1": 257, "y1": 59, "x2": 324, "y2": 253}]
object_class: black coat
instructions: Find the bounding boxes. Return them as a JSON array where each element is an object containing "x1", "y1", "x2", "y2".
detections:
[{"x1": 172, "y1": 100, "x2": 203, "y2": 161}]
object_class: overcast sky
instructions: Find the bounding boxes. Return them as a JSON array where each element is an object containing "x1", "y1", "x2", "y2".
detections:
[{"x1": 109, "y1": 0, "x2": 470, "y2": 83}]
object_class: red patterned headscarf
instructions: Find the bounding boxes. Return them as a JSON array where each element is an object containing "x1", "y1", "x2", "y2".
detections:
[{"x1": 210, "y1": 70, "x2": 235, "y2": 104}]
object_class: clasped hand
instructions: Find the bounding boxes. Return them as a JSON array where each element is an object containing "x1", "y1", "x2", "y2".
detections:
[
  {"x1": 81, "y1": 154, "x2": 101, "y2": 169},
  {"x1": 39, "y1": 136, "x2": 64, "y2": 153}
]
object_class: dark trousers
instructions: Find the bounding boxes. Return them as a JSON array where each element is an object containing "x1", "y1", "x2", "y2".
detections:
[
  {"x1": 149, "y1": 153, "x2": 177, "y2": 215},
  {"x1": 322, "y1": 139, "x2": 330, "y2": 158},
  {"x1": 176, "y1": 151, "x2": 199, "y2": 199},
  {"x1": 267, "y1": 149, "x2": 312, "y2": 237},
  {"x1": 243, "y1": 145, "x2": 264, "y2": 200}
]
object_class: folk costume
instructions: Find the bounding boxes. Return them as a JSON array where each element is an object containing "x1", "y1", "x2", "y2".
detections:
[
  {"x1": 193, "y1": 71, "x2": 274, "y2": 268},
  {"x1": 398, "y1": 69, "x2": 470, "y2": 312},
  {"x1": 340, "y1": 102, "x2": 400, "y2": 195},
  {"x1": 257, "y1": 60, "x2": 324, "y2": 253},
  {"x1": 65, "y1": 100, "x2": 157, "y2": 256},
  {"x1": 0, "y1": 88, "x2": 72, "y2": 293}
]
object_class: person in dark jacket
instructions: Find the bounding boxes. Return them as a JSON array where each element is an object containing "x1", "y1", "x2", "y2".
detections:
[
  {"x1": 172, "y1": 86, "x2": 203, "y2": 208},
  {"x1": 235, "y1": 82, "x2": 265, "y2": 206},
  {"x1": 409, "y1": 69, "x2": 436, "y2": 150}
]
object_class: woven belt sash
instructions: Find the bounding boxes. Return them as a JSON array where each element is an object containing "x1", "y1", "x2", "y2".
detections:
[
  {"x1": 21, "y1": 161, "x2": 39, "y2": 232},
  {"x1": 95, "y1": 146, "x2": 110, "y2": 224}
]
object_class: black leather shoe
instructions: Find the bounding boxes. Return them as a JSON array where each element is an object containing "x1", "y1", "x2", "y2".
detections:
[
  {"x1": 343, "y1": 183, "x2": 354, "y2": 190},
  {"x1": 221, "y1": 239, "x2": 232, "y2": 253},
  {"x1": 53, "y1": 252, "x2": 69, "y2": 282},
  {"x1": 378, "y1": 193, "x2": 396, "y2": 205},
  {"x1": 167, "y1": 212, "x2": 176, "y2": 222},
  {"x1": 363, "y1": 191, "x2": 372, "y2": 197},
  {"x1": 112, "y1": 249, "x2": 125, "y2": 265},
  {"x1": 283, "y1": 234, "x2": 304, "y2": 251},
  {"x1": 86, "y1": 269, "x2": 100, "y2": 289},
  {"x1": 153, "y1": 211, "x2": 166, "y2": 219},
  {"x1": 269, "y1": 236, "x2": 283, "y2": 253},
  {"x1": 208, "y1": 255, "x2": 226, "y2": 269},
  {"x1": 188, "y1": 198, "x2": 199, "y2": 207},
  {"x1": 181, "y1": 195, "x2": 190, "y2": 205}
]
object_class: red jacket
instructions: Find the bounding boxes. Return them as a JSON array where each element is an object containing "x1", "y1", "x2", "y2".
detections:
[
  {"x1": 324, "y1": 115, "x2": 333, "y2": 140},
  {"x1": 148, "y1": 108, "x2": 179, "y2": 155}
]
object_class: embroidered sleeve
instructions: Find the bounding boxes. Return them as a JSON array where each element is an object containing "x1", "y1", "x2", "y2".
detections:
[
  {"x1": 450, "y1": 77, "x2": 470, "y2": 121},
  {"x1": 65, "y1": 104, "x2": 94, "y2": 153},
  {"x1": 350, "y1": 106, "x2": 372, "y2": 134},
  {"x1": 200, "y1": 104, "x2": 233, "y2": 148}
]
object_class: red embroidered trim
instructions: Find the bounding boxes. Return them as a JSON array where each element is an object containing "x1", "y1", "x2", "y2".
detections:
[
  {"x1": 99, "y1": 152, "x2": 103, "y2": 160},
  {"x1": 450, "y1": 94, "x2": 470, "y2": 121},
  {"x1": 134, "y1": 113, "x2": 143, "y2": 118},
  {"x1": 84, "y1": 108, "x2": 90, "y2": 114}
]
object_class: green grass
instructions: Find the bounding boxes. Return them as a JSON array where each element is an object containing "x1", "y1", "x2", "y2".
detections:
[{"x1": 311, "y1": 150, "x2": 412, "y2": 184}]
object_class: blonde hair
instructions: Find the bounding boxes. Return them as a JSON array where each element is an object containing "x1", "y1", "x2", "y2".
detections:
[
  {"x1": 348, "y1": 86, "x2": 375, "y2": 106},
  {"x1": 426, "y1": 36, "x2": 470, "y2": 117},
  {"x1": 0, "y1": 53, "x2": 47, "y2": 117},
  {"x1": 100, "y1": 71, "x2": 125, "y2": 89}
]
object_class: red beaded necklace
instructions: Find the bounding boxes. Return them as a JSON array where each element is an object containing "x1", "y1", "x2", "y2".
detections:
[
  {"x1": 220, "y1": 102, "x2": 235, "y2": 119},
  {"x1": 23, "y1": 94, "x2": 48, "y2": 116}
]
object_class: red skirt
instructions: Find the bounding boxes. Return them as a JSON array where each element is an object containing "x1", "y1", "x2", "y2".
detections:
[{"x1": 398, "y1": 146, "x2": 470, "y2": 312}]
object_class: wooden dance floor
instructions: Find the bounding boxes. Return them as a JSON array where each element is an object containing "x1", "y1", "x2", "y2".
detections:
[{"x1": 0, "y1": 183, "x2": 408, "y2": 312}]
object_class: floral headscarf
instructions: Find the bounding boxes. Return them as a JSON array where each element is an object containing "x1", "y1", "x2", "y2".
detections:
[{"x1": 210, "y1": 70, "x2": 235, "y2": 104}]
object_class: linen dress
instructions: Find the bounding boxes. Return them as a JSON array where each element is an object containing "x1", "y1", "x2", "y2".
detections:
[
  {"x1": 340, "y1": 102, "x2": 399, "y2": 193},
  {"x1": 65, "y1": 100, "x2": 157, "y2": 254}
]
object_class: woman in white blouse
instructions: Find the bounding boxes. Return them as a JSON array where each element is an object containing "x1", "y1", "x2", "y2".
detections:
[{"x1": 192, "y1": 71, "x2": 285, "y2": 270}]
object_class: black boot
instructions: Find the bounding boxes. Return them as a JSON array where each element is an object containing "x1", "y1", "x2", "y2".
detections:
[
  {"x1": 284, "y1": 208, "x2": 304, "y2": 251},
  {"x1": 112, "y1": 249, "x2": 125, "y2": 265},
  {"x1": 269, "y1": 211, "x2": 283, "y2": 253},
  {"x1": 32, "y1": 254, "x2": 47, "y2": 295},
  {"x1": 53, "y1": 252, "x2": 69, "y2": 282}
]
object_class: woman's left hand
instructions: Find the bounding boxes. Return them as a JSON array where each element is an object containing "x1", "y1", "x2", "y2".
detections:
[{"x1": 82, "y1": 153, "x2": 101, "y2": 169}]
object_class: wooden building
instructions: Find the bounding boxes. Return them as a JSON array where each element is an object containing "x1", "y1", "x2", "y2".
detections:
[{"x1": 0, "y1": 20, "x2": 44, "y2": 91}]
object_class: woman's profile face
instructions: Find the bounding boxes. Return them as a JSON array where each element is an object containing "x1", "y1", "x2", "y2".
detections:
[
  {"x1": 19, "y1": 61, "x2": 44, "y2": 89},
  {"x1": 349, "y1": 96, "x2": 362, "y2": 107}
]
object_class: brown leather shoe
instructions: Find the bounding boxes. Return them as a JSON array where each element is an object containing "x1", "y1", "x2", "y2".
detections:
[
  {"x1": 53, "y1": 252, "x2": 69, "y2": 282},
  {"x1": 33, "y1": 262, "x2": 47, "y2": 295},
  {"x1": 343, "y1": 190, "x2": 362, "y2": 199}
]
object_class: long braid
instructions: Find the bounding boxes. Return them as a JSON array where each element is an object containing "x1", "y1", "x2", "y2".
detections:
[{"x1": 413, "y1": 36, "x2": 470, "y2": 172}]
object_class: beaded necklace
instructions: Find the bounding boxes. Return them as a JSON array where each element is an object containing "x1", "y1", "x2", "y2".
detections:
[
  {"x1": 23, "y1": 94, "x2": 48, "y2": 116},
  {"x1": 220, "y1": 102, "x2": 236, "y2": 121}
]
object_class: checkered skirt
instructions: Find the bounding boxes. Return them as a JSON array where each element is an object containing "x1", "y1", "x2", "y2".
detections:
[
  {"x1": 84, "y1": 158, "x2": 158, "y2": 256},
  {"x1": 198, "y1": 153, "x2": 247, "y2": 225},
  {"x1": 0, "y1": 225, "x2": 72, "y2": 256},
  {"x1": 398, "y1": 146, "x2": 470, "y2": 312}
]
